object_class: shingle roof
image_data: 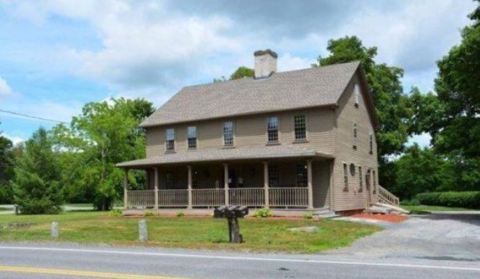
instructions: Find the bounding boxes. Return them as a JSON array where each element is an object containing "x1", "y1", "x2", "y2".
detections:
[
  {"x1": 140, "y1": 61, "x2": 361, "y2": 127},
  {"x1": 116, "y1": 145, "x2": 333, "y2": 168}
]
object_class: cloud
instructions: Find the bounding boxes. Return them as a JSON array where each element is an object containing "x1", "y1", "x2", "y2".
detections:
[
  {"x1": 0, "y1": 76, "x2": 13, "y2": 96},
  {"x1": 2, "y1": 133, "x2": 24, "y2": 145},
  {"x1": 407, "y1": 133, "x2": 432, "y2": 148},
  {"x1": 0, "y1": 0, "x2": 476, "y2": 102}
]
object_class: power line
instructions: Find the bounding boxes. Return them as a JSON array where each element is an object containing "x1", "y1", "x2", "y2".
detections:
[{"x1": 0, "y1": 109, "x2": 68, "y2": 124}]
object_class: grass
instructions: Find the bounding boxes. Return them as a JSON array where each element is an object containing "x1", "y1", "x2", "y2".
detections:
[
  {"x1": 402, "y1": 204, "x2": 478, "y2": 214},
  {"x1": 0, "y1": 212, "x2": 380, "y2": 253}
]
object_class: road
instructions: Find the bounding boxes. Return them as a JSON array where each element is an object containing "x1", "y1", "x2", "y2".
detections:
[{"x1": 0, "y1": 244, "x2": 479, "y2": 279}]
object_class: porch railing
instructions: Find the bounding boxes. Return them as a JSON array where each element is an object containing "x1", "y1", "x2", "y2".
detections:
[
  {"x1": 377, "y1": 185, "x2": 400, "y2": 206},
  {"x1": 158, "y1": 189, "x2": 188, "y2": 208},
  {"x1": 192, "y1": 189, "x2": 225, "y2": 207},
  {"x1": 127, "y1": 186, "x2": 310, "y2": 208},
  {"x1": 229, "y1": 188, "x2": 264, "y2": 207},
  {"x1": 269, "y1": 187, "x2": 308, "y2": 207},
  {"x1": 127, "y1": 190, "x2": 155, "y2": 208}
]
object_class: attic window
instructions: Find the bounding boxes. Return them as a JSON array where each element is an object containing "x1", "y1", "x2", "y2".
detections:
[
  {"x1": 353, "y1": 123, "x2": 358, "y2": 150},
  {"x1": 354, "y1": 83, "x2": 360, "y2": 107}
]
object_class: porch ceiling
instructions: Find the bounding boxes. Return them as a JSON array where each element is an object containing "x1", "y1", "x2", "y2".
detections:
[{"x1": 116, "y1": 145, "x2": 333, "y2": 168}]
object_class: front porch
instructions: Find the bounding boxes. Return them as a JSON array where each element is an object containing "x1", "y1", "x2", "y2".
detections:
[{"x1": 122, "y1": 159, "x2": 332, "y2": 210}]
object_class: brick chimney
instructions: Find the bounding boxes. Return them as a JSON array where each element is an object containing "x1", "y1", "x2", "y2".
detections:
[{"x1": 254, "y1": 49, "x2": 278, "y2": 79}]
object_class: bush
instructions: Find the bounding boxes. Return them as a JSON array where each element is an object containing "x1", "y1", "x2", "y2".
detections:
[
  {"x1": 176, "y1": 211, "x2": 185, "y2": 217},
  {"x1": 416, "y1": 191, "x2": 480, "y2": 209},
  {"x1": 303, "y1": 213, "x2": 313, "y2": 219},
  {"x1": 255, "y1": 208, "x2": 272, "y2": 218},
  {"x1": 109, "y1": 209, "x2": 122, "y2": 217}
]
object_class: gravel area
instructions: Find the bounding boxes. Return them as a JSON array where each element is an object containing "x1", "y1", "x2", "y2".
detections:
[{"x1": 330, "y1": 213, "x2": 480, "y2": 261}]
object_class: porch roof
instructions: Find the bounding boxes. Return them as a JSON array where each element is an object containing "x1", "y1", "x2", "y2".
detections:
[{"x1": 116, "y1": 145, "x2": 333, "y2": 168}]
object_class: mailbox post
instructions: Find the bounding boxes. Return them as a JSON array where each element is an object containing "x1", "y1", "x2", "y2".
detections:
[{"x1": 214, "y1": 205, "x2": 249, "y2": 243}]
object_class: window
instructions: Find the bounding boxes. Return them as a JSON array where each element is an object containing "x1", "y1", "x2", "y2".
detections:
[
  {"x1": 343, "y1": 163, "x2": 349, "y2": 192},
  {"x1": 267, "y1": 116, "x2": 279, "y2": 143},
  {"x1": 223, "y1": 121, "x2": 234, "y2": 146},
  {"x1": 354, "y1": 83, "x2": 360, "y2": 106},
  {"x1": 187, "y1": 126, "x2": 197, "y2": 149},
  {"x1": 373, "y1": 170, "x2": 377, "y2": 194},
  {"x1": 268, "y1": 165, "x2": 280, "y2": 187},
  {"x1": 358, "y1": 166, "x2": 363, "y2": 192},
  {"x1": 165, "y1": 128, "x2": 175, "y2": 151},
  {"x1": 369, "y1": 132, "x2": 373, "y2": 154},
  {"x1": 294, "y1": 115, "x2": 306, "y2": 140},
  {"x1": 296, "y1": 164, "x2": 308, "y2": 187},
  {"x1": 353, "y1": 123, "x2": 358, "y2": 149}
]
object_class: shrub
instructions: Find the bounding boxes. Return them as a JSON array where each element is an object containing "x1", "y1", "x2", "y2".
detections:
[
  {"x1": 303, "y1": 213, "x2": 313, "y2": 219},
  {"x1": 176, "y1": 211, "x2": 185, "y2": 217},
  {"x1": 109, "y1": 209, "x2": 122, "y2": 217},
  {"x1": 144, "y1": 211, "x2": 155, "y2": 217},
  {"x1": 255, "y1": 208, "x2": 272, "y2": 218},
  {"x1": 416, "y1": 191, "x2": 480, "y2": 209}
]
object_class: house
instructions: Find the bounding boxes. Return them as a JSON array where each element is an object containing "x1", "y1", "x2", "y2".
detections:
[{"x1": 117, "y1": 49, "x2": 399, "y2": 213}]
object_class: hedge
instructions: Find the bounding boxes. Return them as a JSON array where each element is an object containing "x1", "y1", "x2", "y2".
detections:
[{"x1": 416, "y1": 191, "x2": 480, "y2": 209}]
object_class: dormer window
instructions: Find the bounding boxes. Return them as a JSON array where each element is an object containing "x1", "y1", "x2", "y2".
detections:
[
  {"x1": 166, "y1": 128, "x2": 175, "y2": 151},
  {"x1": 223, "y1": 121, "x2": 234, "y2": 146},
  {"x1": 267, "y1": 116, "x2": 279, "y2": 143}
]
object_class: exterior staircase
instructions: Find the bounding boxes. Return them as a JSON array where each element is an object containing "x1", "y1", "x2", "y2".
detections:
[{"x1": 377, "y1": 185, "x2": 400, "y2": 206}]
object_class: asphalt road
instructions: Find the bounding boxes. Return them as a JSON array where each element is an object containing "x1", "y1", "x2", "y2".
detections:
[{"x1": 0, "y1": 244, "x2": 479, "y2": 279}]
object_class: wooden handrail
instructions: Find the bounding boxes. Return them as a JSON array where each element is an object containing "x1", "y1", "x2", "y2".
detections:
[{"x1": 377, "y1": 185, "x2": 400, "y2": 206}]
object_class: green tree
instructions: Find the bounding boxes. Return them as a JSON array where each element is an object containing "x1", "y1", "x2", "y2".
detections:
[
  {"x1": 53, "y1": 98, "x2": 154, "y2": 210},
  {"x1": 0, "y1": 133, "x2": 15, "y2": 204},
  {"x1": 392, "y1": 145, "x2": 454, "y2": 200},
  {"x1": 230, "y1": 66, "x2": 254, "y2": 80},
  {"x1": 313, "y1": 36, "x2": 411, "y2": 187},
  {"x1": 433, "y1": 1, "x2": 480, "y2": 159},
  {"x1": 12, "y1": 128, "x2": 63, "y2": 214}
]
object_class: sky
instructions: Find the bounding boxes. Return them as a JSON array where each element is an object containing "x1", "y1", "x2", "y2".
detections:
[{"x1": 0, "y1": 0, "x2": 476, "y2": 146}]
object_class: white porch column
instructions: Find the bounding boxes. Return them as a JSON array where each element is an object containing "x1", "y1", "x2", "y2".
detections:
[
  {"x1": 123, "y1": 169, "x2": 128, "y2": 209},
  {"x1": 154, "y1": 167, "x2": 159, "y2": 210},
  {"x1": 223, "y1": 163, "x2": 229, "y2": 206},
  {"x1": 187, "y1": 165, "x2": 193, "y2": 209},
  {"x1": 263, "y1": 161, "x2": 269, "y2": 208},
  {"x1": 307, "y1": 160, "x2": 314, "y2": 209}
]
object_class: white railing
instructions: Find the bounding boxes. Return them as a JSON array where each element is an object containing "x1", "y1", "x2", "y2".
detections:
[
  {"x1": 127, "y1": 186, "x2": 312, "y2": 209},
  {"x1": 192, "y1": 189, "x2": 225, "y2": 207},
  {"x1": 269, "y1": 187, "x2": 308, "y2": 207},
  {"x1": 229, "y1": 188, "x2": 264, "y2": 207},
  {"x1": 127, "y1": 190, "x2": 155, "y2": 208},
  {"x1": 377, "y1": 185, "x2": 400, "y2": 206},
  {"x1": 158, "y1": 189, "x2": 188, "y2": 208}
]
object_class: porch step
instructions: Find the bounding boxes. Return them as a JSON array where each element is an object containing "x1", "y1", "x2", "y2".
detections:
[{"x1": 312, "y1": 208, "x2": 337, "y2": 218}]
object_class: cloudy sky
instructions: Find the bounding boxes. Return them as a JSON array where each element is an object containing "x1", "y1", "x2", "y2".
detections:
[{"x1": 0, "y1": 0, "x2": 476, "y2": 145}]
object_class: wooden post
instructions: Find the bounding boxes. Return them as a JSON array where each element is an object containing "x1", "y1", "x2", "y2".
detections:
[
  {"x1": 187, "y1": 165, "x2": 193, "y2": 209},
  {"x1": 123, "y1": 169, "x2": 129, "y2": 209},
  {"x1": 263, "y1": 161, "x2": 269, "y2": 208},
  {"x1": 307, "y1": 160, "x2": 314, "y2": 210},
  {"x1": 224, "y1": 163, "x2": 229, "y2": 206},
  {"x1": 154, "y1": 167, "x2": 159, "y2": 211}
]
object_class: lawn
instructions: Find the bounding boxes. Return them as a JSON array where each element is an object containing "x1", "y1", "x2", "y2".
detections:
[
  {"x1": 402, "y1": 204, "x2": 478, "y2": 214},
  {"x1": 0, "y1": 212, "x2": 380, "y2": 253}
]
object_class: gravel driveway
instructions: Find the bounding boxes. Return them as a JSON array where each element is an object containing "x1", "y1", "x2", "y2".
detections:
[{"x1": 330, "y1": 213, "x2": 480, "y2": 262}]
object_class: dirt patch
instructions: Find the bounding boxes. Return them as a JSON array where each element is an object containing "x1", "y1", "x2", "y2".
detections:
[{"x1": 350, "y1": 213, "x2": 408, "y2": 223}]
